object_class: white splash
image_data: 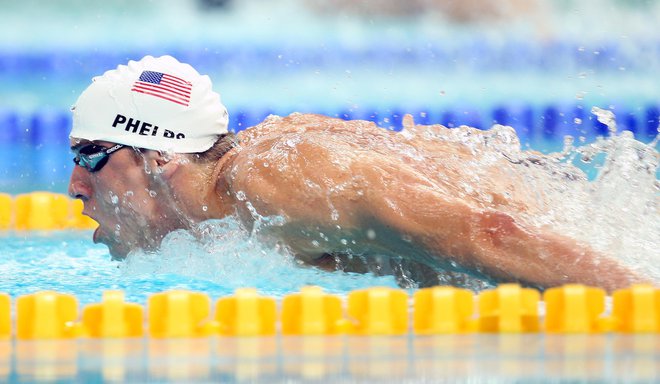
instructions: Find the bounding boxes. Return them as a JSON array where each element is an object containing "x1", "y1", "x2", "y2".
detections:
[{"x1": 120, "y1": 218, "x2": 399, "y2": 296}]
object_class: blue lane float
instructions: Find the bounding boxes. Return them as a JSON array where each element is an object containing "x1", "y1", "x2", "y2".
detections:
[
  {"x1": 646, "y1": 106, "x2": 660, "y2": 136},
  {"x1": 28, "y1": 109, "x2": 71, "y2": 146},
  {"x1": 0, "y1": 109, "x2": 21, "y2": 143},
  {"x1": 0, "y1": 104, "x2": 657, "y2": 149}
]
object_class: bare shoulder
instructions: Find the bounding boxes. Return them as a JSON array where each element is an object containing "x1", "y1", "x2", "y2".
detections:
[
  {"x1": 232, "y1": 113, "x2": 374, "y2": 176},
  {"x1": 224, "y1": 113, "x2": 473, "y2": 218},
  {"x1": 237, "y1": 113, "x2": 382, "y2": 140}
]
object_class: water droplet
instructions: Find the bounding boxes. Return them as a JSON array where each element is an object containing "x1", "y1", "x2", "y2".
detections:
[
  {"x1": 366, "y1": 229, "x2": 376, "y2": 240},
  {"x1": 235, "y1": 191, "x2": 246, "y2": 201},
  {"x1": 125, "y1": 191, "x2": 134, "y2": 197},
  {"x1": 202, "y1": 205, "x2": 208, "y2": 212},
  {"x1": 148, "y1": 190, "x2": 157, "y2": 198},
  {"x1": 574, "y1": 118, "x2": 582, "y2": 125},
  {"x1": 340, "y1": 239, "x2": 348, "y2": 245},
  {"x1": 591, "y1": 107, "x2": 617, "y2": 135},
  {"x1": 109, "y1": 192, "x2": 119, "y2": 204},
  {"x1": 311, "y1": 240, "x2": 320, "y2": 247}
]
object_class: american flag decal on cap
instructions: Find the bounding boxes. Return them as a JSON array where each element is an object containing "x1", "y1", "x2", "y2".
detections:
[{"x1": 131, "y1": 70, "x2": 192, "y2": 106}]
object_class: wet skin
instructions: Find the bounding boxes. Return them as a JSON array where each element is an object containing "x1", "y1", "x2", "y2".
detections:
[
  {"x1": 70, "y1": 113, "x2": 646, "y2": 291},
  {"x1": 68, "y1": 140, "x2": 190, "y2": 259}
]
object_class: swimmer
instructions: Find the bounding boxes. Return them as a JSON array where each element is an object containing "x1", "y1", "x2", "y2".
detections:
[{"x1": 68, "y1": 55, "x2": 645, "y2": 292}]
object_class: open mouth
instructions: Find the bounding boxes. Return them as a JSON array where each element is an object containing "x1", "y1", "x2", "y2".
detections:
[{"x1": 92, "y1": 227, "x2": 101, "y2": 244}]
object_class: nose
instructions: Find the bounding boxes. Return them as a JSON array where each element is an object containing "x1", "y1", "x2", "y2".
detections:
[{"x1": 68, "y1": 165, "x2": 93, "y2": 201}]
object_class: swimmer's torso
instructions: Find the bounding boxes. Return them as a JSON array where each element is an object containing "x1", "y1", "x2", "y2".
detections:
[
  {"x1": 210, "y1": 113, "x2": 645, "y2": 291},
  {"x1": 216, "y1": 114, "x2": 539, "y2": 274}
]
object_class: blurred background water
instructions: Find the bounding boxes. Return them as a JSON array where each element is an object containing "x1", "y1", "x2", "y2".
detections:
[{"x1": 0, "y1": 0, "x2": 659, "y2": 193}]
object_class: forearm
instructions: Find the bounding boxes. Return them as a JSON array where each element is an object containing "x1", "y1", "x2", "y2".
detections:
[
  {"x1": 468, "y1": 214, "x2": 645, "y2": 291},
  {"x1": 369, "y1": 186, "x2": 644, "y2": 292}
]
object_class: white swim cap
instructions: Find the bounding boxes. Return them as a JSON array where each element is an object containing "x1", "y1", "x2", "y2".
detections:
[{"x1": 70, "y1": 55, "x2": 229, "y2": 153}]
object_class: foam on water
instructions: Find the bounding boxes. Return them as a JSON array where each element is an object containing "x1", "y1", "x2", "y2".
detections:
[
  {"x1": 527, "y1": 107, "x2": 660, "y2": 280},
  {"x1": 417, "y1": 107, "x2": 659, "y2": 281},
  {"x1": 120, "y1": 218, "x2": 400, "y2": 297},
  {"x1": 0, "y1": 229, "x2": 399, "y2": 306}
]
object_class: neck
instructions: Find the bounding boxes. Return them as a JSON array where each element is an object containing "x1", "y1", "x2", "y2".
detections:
[
  {"x1": 208, "y1": 148, "x2": 240, "y2": 218},
  {"x1": 168, "y1": 155, "x2": 237, "y2": 223}
]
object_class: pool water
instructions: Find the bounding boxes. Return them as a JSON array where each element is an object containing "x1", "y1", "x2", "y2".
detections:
[
  {"x1": 0, "y1": 228, "x2": 404, "y2": 307},
  {"x1": 2, "y1": 334, "x2": 659, "y2": 383},
  {"x1": 1, "y1": 225, "x2": 659, "y2": 383}
]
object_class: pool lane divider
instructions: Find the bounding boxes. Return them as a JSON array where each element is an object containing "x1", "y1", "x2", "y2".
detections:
[
  {"x1": 0, "y1": 192, "x2": 97, "y2": 230},
  {"x1": 1, "y1": 284, "x2": 659, "y2": 340},
  {"x1": 0, "y1": 294, "x2": 9, "y2": 339},
  {"x1": 2, "y1": 104, "x2": 659, "y2": 143}
]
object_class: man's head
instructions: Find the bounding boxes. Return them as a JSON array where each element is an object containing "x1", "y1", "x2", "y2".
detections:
[{"x1": 69, "y1": 55, "x2": 231, "y2": 259}]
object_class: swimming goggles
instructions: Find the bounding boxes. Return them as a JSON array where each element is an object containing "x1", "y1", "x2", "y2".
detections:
[{"x1": 72, "y1": 143, "x2": 126, "y2": 173}]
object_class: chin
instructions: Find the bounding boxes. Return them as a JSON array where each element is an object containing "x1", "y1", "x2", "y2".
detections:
[{"x1": 106, "y1": 242, "x2": 130, "y2": 261}]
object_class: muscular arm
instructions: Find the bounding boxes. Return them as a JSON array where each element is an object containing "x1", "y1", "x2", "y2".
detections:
[
  {"x1": 365, "y1": 173, "x2": 642, "y2": 291},
  {"x1": 229, "y1": 122, "x2": 642, "y2": 292}
]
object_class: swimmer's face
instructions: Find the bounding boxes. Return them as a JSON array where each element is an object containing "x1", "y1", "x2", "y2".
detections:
[{"x1": 68, "y1": 139, "x2": 182, "y2": 259}]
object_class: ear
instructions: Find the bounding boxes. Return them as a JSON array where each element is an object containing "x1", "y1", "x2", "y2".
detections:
[{"x1": 152, "y1": 152, "x2": 181, "y2": 181}]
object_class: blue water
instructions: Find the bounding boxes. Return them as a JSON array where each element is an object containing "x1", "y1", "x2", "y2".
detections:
[{"x1": 0, "y1": 228, "x2": 402, "y2": 306}]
